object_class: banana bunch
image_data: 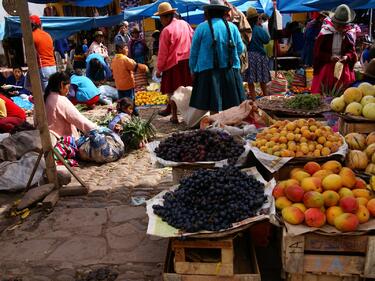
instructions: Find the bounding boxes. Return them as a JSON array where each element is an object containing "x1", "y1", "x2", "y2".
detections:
[{"x1": 135, "y1": 91, "x2": 168, "y2": 106}]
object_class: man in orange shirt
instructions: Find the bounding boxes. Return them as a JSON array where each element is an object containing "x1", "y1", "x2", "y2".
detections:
[
  {"x1": 29, "y1": 15, "x2": 57, "y2": 92},
  {"x1": 111, "y1": 43, "x2": 148, "y2": 113}
]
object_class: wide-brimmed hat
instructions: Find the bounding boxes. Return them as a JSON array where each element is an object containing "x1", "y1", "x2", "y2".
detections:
[
  {"x1": 203, "y1": 0, "x2": 230, "y2": 12},
  {"x1": 365, "y1": 59, "x2": 375, "y2": 79},
  {"x1": 246, "y1": 7, "x2": 258, "y2": 19},
  {"x1": 319, "y1": 11, "x2": 331, "y2": 18},
  {"x1": 154, "y1": 2, "x2": 177, "y2": 16},
  {"x1": 332, "y1": 4, "x2": 356, "y2": 25},
  {"x1": 94, "y1": 30, "x2": 104, "y2": 37}
]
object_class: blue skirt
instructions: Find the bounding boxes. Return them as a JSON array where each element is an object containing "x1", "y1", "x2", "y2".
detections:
[
  {"x1": 189, "y1": 68, "x2": 245, "y2": 112},
  {"x1": 244, "y1": 51, "x2": 271, "y2": 83}
]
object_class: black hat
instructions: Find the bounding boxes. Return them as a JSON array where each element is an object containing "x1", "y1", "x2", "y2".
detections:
[{"x1": 203, "y1": 0, "x2": 230, "y2": 12}]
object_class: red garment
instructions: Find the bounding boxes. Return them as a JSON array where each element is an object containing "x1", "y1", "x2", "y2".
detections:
[
  {"x1": 70, "y1": 95, "x2": 100, "y2": 106},
  {"x1": 0, "y1": 94, "x2": 26, "y2": 120},
  {"x1": 313, "y1": 33, "x2": 357, "y2": 75},
  {"x1": 161, "y1": 59, "x2": 192, "y2": 94},
  {"x1": 0, "y1": 117, "x2": 24, "y2": 133},
  {"x1": 33, "y1": 28, "x2": 56, "y2": 67}
]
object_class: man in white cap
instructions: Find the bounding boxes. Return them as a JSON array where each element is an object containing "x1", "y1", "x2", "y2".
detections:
[{"x1": 154, "y1": 2, "x2": 194, "y2": 124}]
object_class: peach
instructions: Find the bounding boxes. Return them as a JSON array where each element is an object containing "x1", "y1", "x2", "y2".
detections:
[
  {"x1": 339, "y1": 196, "x2": 359, "y2": 213},
  {"x1": 301, "y1": 177, "x2": 322, "y2": 192},
  {"x1": 339, "y1": 167, "x2": 356, "y2": 189},
  {"x1": 291, "y1": 170, "x2": 311, "y2": 183},
  {"x1": 303, "y1": 191, "x2": 324, "y2": 208},
  {"x1": 326, "y1": 206, "x2": 344, "y2": 225},
  {"x1": 338, "y1": 187, "x2": 354, "y2": 198},
  {"x1": 292, "y1": 203, "x2": 307, "y2": 212},
  {"x1": 289, "y1": 167, "x2": 304, "y2": 178},
  {"x1": 285, "y1": 179, "x2": 300, "y2": 188},
  {"x1": 356, "y1": 205, "x2": 370, "y2": 224},
  {"x1": 285, "y1": 184, "x2": 304, "y2": 203},
  {"x1": 352, "y1": 189, "x2": 371, "y2": 200},
  {"x1": 322, "y1": 190, "x2": 340, "y2": 207},
  {"x1": 357, "y1": 197, "x2": 369, "y2": 206},
  {"x1": 272, "y1": 184, "x2": 285, "y2": 199},
  {"x1": 322, "y1": 174, "x2": 342, "y2": 191},
  {"x1": 275, "y1": 196, "x2": 293, "y2": 210},
  {"x1": 313, "y1": 169, "x2": 333, "y2": 180},
  {"x1": 321, "y1": 160, "x2": 342, "y2": 174},
  {"x1": 304, "y1": 208, "x2": 326, "y2": 228},
  {"x1": 304, "y1": 162, "x2": 321, "y2": 175},
  {"x1": 366, "y1": 198, "x2": 375, "y2": 216},
  {"x1": 355, "y1": 177, "x2": 367, "y2": 189},
  {"x1": 334, "y1": 213, "x2": 359, "y2": 232},
  {"x1": 282, "y1": 206, "x2": 305, "y2": 225}
]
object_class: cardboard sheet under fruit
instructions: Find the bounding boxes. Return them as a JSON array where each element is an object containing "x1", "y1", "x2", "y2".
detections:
[
  {"x1": 146, "y1": 167, "x2": 278, "y2": 238},
  {"x1": 146, "y1": 140, "x2": 251, "y2": 168},
  {"x1": 284, "y1": 219, "x2": 375, "y2": 237},
  {"x1": 250, "y1": 137, "x2": 349, "y2": 173}
]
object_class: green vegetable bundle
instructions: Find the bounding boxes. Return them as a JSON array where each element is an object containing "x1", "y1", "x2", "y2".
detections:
[{"x1": 285, "y1": 94, "x2": 322, "y2": 110}]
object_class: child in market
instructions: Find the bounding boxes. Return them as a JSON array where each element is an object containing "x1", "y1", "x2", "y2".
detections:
[
  {"x1": 111, "y1": 42, "x2": 148, "y2": 101},
  {"x1": 109, "y1": 97, "x2": 134, "y2": 133}
]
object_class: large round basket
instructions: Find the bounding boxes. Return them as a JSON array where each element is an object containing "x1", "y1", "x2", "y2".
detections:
[{"x1": 3, "y1": 0, "x2": 18, "y2": 16}]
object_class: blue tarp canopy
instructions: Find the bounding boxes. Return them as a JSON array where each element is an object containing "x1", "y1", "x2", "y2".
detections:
[
  {"x1": 3, "y1": 13, "x2": 124, "y2": 40},
  {"x1": 277, "y1": 0, "x2": 375, "y2": 13},
  {"x1": 27, "y1": 0, "x2": 113, "y2": 7},
  {"x1": 125, "y1": 0, "x2": 273, "y2": 22},
  {"x1": 179, "y1": 0, "x2": 272, "y2": 24},
  {"x1": 124, "y1": 0, "x2": 210, "y2": 21},
  {"x1": 304, "y1": 0, "x2": 375, "y2": 10}
]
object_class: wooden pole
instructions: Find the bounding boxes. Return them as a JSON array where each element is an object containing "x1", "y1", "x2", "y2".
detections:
[{"x1": 17, "y1": 0, "x2": 59, "y2": 188}]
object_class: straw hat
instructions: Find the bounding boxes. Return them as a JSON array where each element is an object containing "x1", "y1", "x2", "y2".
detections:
[
  {"x1": 365, "y1": 59, "x2": 375, "y2": 79},
  {"x1": 94, "y1": 30, "x2": 104, "y2": 37},
  {"x1": 203, "y1": 0, "x2": 230, "y2": 12},
  {"x1": 332, "y1": 4, "x2": 356, "y2": 25},
  {"x1": 246, "y1": 7, "x2": 258, "y2": 19},
  {"x1": 154, "y1": 2, "x2": 177, "y2": 16}
]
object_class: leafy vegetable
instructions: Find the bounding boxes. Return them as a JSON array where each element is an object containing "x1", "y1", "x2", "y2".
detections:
[
  {"x1": 285, "y1": 94, "x2": 322, "y2": 110},
  {"x1": 321, "y1": 81, "x2": 344, "y2": 98}
]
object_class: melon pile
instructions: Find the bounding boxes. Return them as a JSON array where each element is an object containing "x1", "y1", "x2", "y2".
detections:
[
  {"x1": 331, "y1": 83, "x2": 375, "y2": 120},
  {"x1": 345, "y1": 132, "x2": 375, "y2": 175}
]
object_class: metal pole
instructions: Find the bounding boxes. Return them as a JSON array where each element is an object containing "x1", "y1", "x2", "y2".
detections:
[
  {"x1": 17, "y1": 0, "x2": 59, "y2": 188},
  {"x1": 370, "y1": 9, "x2": 373, "y2": 41}
]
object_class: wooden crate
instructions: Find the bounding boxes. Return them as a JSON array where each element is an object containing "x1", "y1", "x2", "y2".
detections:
[
  {"x1": 338, "y1": 117, "x2": 375, "y2": 135},
  {"x1": 282, "y1": 229, "x2": 375, "y2": 278},
  {"x1": 286, "y1": 273, "x2": 363, "y2": 281},
  {"x1": 164, "y1": 234, "x2": 261, "y2": 281}
]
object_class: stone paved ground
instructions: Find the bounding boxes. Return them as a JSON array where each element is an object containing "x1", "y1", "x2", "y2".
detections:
[{"x1": 0, "y1": 106, "x2": 188, "y2": 281}]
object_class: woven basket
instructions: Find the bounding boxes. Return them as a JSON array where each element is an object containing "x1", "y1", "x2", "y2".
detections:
[{"x1": 3, "y1": 0, "x2": 18, "y2": 16}]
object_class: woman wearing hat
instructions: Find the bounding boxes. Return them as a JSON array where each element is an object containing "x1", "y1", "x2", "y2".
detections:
[
  {"x1": 243, "y1": 7, "x2": 271, "y2": 98},
  {"x1": 154, "y1": 2, "x2": 194, "y2": 123},
  {"x1": 311, "y1": 4, "x2": 358, "y2": 93},
  {"x1": 88, "y1": 30, "x2": 109, "y2": 60},
  {"x1": 189, "y1": 0, "x2": 245, "y2": 112}
]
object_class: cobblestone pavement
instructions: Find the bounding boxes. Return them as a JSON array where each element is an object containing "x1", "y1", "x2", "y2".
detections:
[{"x1": 0, "y1": 106, "x2": 188, "y2": 281}]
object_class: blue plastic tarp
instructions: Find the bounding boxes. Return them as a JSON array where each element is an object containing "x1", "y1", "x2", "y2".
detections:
[
  {"x1": 303, "y1": 0, "x2": 375, "y2": 10},
  {"x1": 124, "y1": 0, "x2": 210, "y2": 21},
  {"x1": 278, "y1": 0, "x2": 375, "y2": 13},
  {"x1": 125, "y1": 0, "x2": 273, "y2": 22},
  {"x1": 28, "y1": 0, "x2": 113, "y2": 7},
  {"x1": 3, "y1": 14, "x2": 124, "y2": 40}
]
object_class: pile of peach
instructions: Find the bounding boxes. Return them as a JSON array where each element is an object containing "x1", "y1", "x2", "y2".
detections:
[
  {"x1": 273, "y1": 160, "x2": 375, "y2": 232},
  {"x1": 252, "y1": 119, "x2": 343, "y2": 157}
]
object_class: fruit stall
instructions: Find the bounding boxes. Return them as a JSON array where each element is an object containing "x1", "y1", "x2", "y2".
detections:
[{"x1": 144, "y1": 81, "x2": 375, "y2": 281}]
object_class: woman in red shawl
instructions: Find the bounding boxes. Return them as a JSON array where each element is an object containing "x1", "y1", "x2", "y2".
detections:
[{"x1": 311, "y1": 5, "x2": 359, "y2": 94}]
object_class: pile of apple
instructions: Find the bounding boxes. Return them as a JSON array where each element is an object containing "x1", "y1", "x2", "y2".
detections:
[
  {"x1": 345, "y1": 132, "x2": 375, "y2": 175},
  {"x1": 273, "y1": 160, "x2": 375, "y2": 232},
  {"x1": 330, "y1": 83, "x2": 375, "y2": 120}
]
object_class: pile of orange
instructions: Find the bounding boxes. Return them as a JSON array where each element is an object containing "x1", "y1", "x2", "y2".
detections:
[{"x1": 252, "y1": 119, "x2": 343, "y2": 157}]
